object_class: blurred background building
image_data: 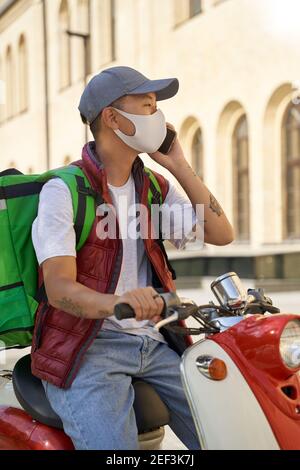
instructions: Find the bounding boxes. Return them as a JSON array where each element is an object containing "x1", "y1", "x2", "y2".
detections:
[{"x1": 1, "y1": 0, "x2": 300, "y2": 285}]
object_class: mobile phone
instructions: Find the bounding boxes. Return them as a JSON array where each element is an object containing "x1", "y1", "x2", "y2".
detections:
[{"x1": 157, "y1": 126, "x2": 177, "y2": 154}]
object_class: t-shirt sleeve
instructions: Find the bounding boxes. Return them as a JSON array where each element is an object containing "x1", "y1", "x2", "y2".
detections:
[
  {"x1": 161, "y1": 182, "x2": 201, "y2": 249},
  {"x1": 31, "y1": 178, "x2": 76, "y2": 265}
]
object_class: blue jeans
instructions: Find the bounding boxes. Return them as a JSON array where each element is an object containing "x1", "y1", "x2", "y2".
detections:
[{"x1": 42, "y1": 329, "x2": 200, "y2": 450}]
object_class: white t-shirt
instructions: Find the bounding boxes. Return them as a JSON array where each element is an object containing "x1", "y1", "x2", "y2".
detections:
[{"x1": 31, "y1": 173, "x2": 197, "y2": 344}]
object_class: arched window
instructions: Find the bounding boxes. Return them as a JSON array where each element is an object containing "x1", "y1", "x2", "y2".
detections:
[
  {"x1": 282, "y1": 103, "x2": 300, "y2": 239},
  {"x1": 18, "y1": 34, "x2": 28, "y2": 113},
  {"x1": 59, "y1": 0, "x2": 71, "y2": 90},
  {"x1": 191, "y1": 128, "x2": 203, "y2": 180},
  {"x1": 5, "y1": 45, "x2": 14, "y2": 118},
  {"x1": 232, "y1": 115, "x2": 250, "y2": 241},
  {"x1": 77, "y1": 0, "x2": 90, "y2": 78}
]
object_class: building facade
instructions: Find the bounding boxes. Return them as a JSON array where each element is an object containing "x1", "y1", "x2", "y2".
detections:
[{"x1": 1, "y1": 0, "x2": 300, "y2": 280}]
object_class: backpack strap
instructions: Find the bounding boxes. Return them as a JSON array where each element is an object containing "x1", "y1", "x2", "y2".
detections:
[
  {"x1": 72, "y1": 173, "x2": 104, "y2": 249},
  {"x1": 38, "y1": 165, "x2": 101, "y2": 251},
  {"x1": 144, "y1": 167, "x2": 163, "y2": 206},
  {"x1": 34, "y1": 166, "x2": 102, "y2": 304}
]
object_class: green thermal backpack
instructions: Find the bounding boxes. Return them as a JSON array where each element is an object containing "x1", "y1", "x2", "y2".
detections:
[{"x1": 0, "y1": 164, "x2": 166, "y2": 349}]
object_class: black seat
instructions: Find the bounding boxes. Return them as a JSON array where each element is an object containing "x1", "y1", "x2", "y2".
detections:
[{"x1": 12, "y1": 354, "x2": 170, "y2": 434}]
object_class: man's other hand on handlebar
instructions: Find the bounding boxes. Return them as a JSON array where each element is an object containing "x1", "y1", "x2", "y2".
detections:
[{"x1": 113, "y1": 286, "x2": 165, "y2": 323}]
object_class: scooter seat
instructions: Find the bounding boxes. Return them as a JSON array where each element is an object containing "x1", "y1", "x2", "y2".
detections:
[{"x1": 12, "y1": 354, "x2": 170, "y2": 434}]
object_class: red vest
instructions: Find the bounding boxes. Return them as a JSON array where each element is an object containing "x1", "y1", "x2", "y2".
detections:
[{"x1": 31, "y1": 142, "x2": 192, "y2": 388}]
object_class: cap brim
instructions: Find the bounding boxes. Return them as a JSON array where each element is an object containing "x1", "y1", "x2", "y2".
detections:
[{"x1": 127, "y1": 77, "x2": 179, "y2": 101}]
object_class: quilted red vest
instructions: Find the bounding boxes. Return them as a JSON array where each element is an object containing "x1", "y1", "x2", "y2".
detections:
[{"x1": 31, "y1": 142, "x2": 192, "y2": 388}]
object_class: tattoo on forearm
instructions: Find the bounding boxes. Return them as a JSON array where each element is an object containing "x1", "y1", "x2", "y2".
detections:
[
  {"x1": 209, "y1": 193, "x2": 224, "y2": 217},
  {"x1": 57, "y1": 297, "x2": 86, "y2": 318}
]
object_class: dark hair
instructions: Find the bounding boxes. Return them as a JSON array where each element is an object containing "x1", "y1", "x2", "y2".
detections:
[{"x1": 80, "y1": 96, "x2": 127, "y2": 140}]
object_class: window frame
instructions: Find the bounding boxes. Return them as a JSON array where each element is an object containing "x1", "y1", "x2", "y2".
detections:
[{"x1": 232, "y1": 114, "x2": 250, "y2": 242}]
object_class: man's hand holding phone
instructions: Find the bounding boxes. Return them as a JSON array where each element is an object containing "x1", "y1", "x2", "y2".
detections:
[
  {"x1": 148, "y1": 122, "x2": 187, "y2": 174},
  {"x1": 157, "y1": 126, "x2": 177, "y2": 155}
]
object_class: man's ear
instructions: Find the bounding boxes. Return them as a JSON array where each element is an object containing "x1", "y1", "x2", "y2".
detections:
[{"x1": 101, "y1": 107, "x2": 119, "y2": 130}]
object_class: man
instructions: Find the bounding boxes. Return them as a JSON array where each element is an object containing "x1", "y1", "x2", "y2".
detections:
[{"x1": 31, "y1": 66, "x2": 234, "y2": 450}]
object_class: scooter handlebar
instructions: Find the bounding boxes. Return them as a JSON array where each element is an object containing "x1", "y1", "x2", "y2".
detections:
[
  {"x1": 113, "y1": 292, "x2": 181, "y2": 320},
  {"x1": 114, "y1": 302, "x2": 136, "y2": 320}
]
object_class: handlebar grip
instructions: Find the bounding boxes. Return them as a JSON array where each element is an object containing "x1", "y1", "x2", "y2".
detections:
[
  {"x1": 114, "y1": 303, "x2": 136, "y2": 320},
  {"x1": 113, "y1": 292, "x2": 180, "y2": 321}
]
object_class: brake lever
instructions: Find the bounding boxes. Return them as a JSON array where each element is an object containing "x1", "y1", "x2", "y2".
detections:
[
  {"x1": 160, "y1": 292, "x2": 182, "y2": 313},
  {"x1": 244, "y1": 301, "x2": 280, "y2": 315}
]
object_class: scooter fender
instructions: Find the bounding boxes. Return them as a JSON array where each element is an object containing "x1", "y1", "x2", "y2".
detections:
[{"x1": 180, "y1": 338, "x2": 280, "y2": 450}]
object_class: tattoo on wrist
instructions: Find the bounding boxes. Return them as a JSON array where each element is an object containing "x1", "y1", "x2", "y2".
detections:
[
  {"x1": 57, "y1": 297, "x2": 85, "y2": 318},
  {"x1": 209, "y1": 193, "x2": 224, "y2": 217}
]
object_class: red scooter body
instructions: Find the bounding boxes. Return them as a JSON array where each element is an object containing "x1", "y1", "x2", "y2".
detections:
[
  {"x1": 0, "y1": 406, "x2": 73, "y2": 450},
  {"x1": 212, "y1": 313, "x2": 300, "y2": 450}
]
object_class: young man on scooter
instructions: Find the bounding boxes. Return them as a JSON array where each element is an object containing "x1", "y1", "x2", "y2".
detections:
[{"x1": 31, "y1": 66, "x2": 234, "y2": 450}]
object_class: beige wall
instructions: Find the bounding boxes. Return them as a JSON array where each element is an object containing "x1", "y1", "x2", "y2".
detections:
[
  {"x1": 0, "y1": 0, "x2": 46, "y2": 172},
  {"x1": 1, "y1": 0, "x2": 300, "y2": 252}
]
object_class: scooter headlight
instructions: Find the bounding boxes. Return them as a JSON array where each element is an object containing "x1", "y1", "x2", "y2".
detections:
[{"x1": 279, "y1": 320, "x2": 300, "y2": 369}]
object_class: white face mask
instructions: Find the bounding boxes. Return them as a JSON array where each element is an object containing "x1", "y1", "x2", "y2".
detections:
[{"x1": 111, "y1": 107, "x2": 167, "y2": 154}]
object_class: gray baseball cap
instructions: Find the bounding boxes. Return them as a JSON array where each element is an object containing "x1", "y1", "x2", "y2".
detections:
[{"x1": 78, "y1": 65, "x2": 179, "y2": 125}]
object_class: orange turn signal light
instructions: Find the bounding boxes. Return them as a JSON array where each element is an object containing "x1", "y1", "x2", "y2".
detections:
[{"x1": 208, "y1": 358, "x2": 227, "y2": 380}]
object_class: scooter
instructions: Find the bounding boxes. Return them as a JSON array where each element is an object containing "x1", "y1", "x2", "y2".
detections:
[{"x1": 0, "y1": 271, "x2": 300, "y2": 450}]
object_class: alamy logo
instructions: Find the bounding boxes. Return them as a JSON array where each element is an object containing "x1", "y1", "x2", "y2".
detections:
[{"x1": 95, "y1": 200, "x2": 205, "y2": 244}]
